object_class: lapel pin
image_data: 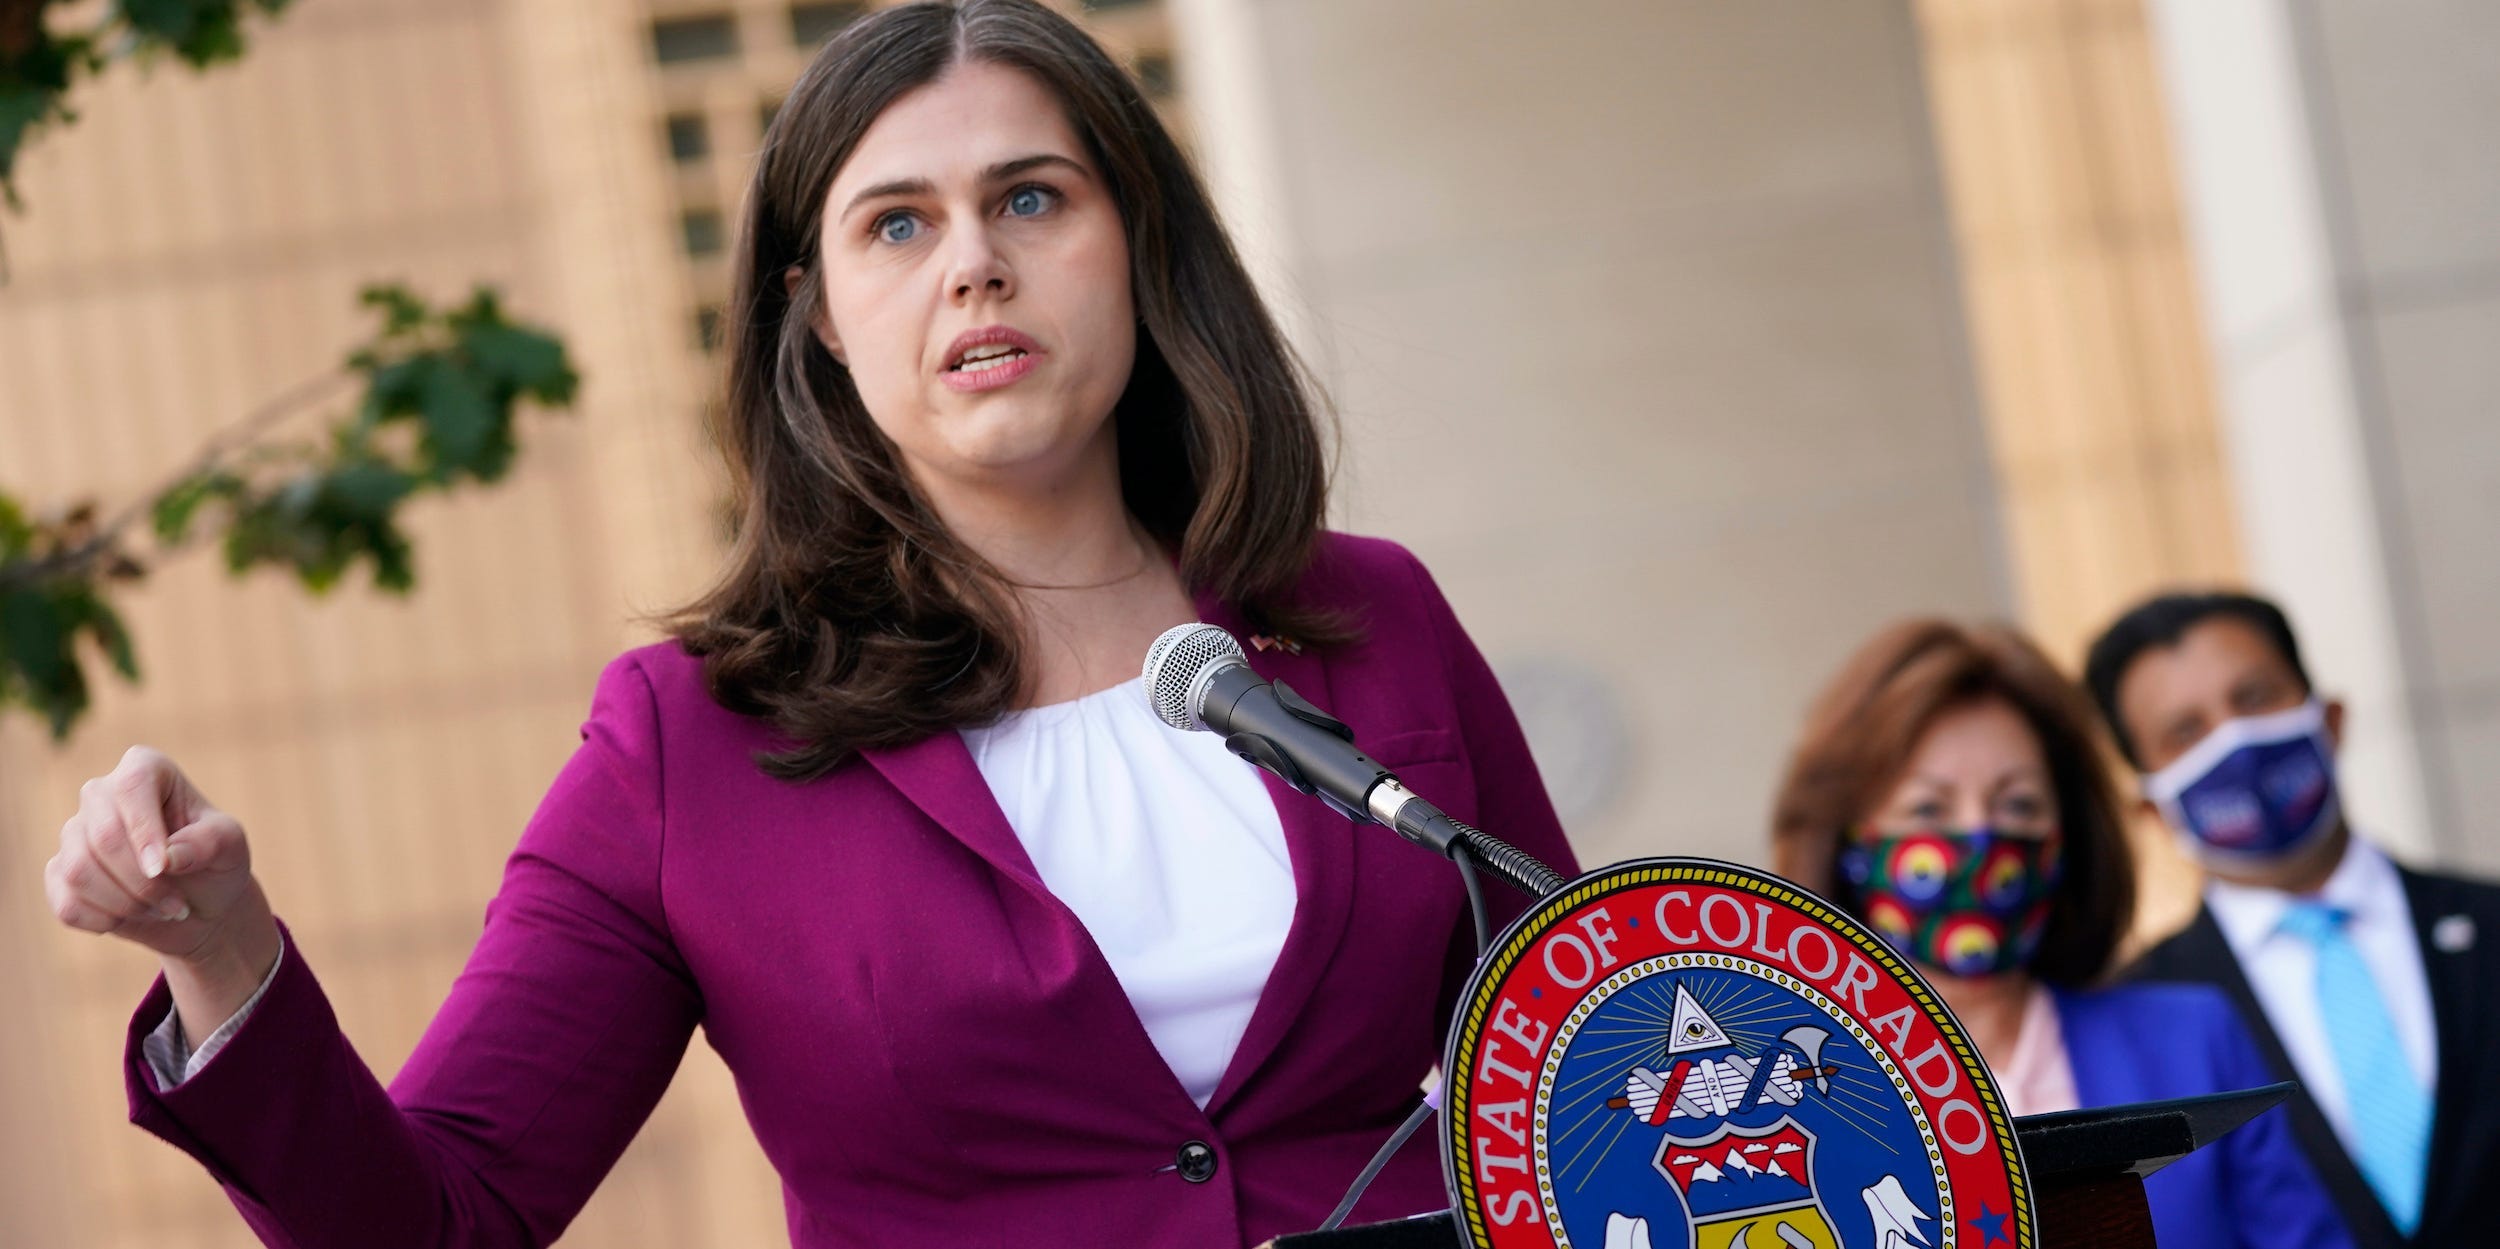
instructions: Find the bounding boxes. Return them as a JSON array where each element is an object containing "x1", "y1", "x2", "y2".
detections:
[
  {"x1": 2433, "y1": 914, "x2": 2476, "y2": 953},
  {"x1": 1248, "y1": 633, "x2": 1303, "y2": 655}
]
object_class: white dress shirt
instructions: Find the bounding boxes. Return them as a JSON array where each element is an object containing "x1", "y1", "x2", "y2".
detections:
[
  {"x1": 2205, "y1": 838, "x2": 2437, "y2": 1153},
  {"x1": 962, "y1": 676, "x2": 1296, "y2": 1108}
]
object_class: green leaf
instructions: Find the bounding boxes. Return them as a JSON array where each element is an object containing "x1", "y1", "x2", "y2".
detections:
[
  {"x1": 0, "y1": 581, "x2": 90, "y2": 738},
  {"x1": 117, "y1": 0, "x2": 252, "y2": 66},
  {"x1": 0, "y1": 31, "x2": 91, "y2": 196},
  {"x1": 38, "y1": 662, "x2": 88, "y2": 739},
  {"x1": 322, "y1": 461, "x2": 414, "y2": 518},
  {"x1": 359, "y1": 355, "x2": 427, "y2": 432},
  {"x1": 0, "y1": 586, "x2": 66, "y2": 689},
  {"x1": 150, "y1": 469, "x2": 245, "y2": 543},
  {"x1": 0, "y1": 84, "x2": 59, "y2": 187},
  {"x1": 87, "y1": 597, "x2": 138, "y2": 681},
  {"x1": 53, "y1": 584, "x2": 139, "y2": 682},
  {"x1": 0, "y1": 492, "x2": 32, "y2": 555},
  {"x1": 359, "y1": 283, "x2": 428, "y2": 336},
  {"x1": 415, "y1": 358, "x2": 498, "y2": 477},
  {"x1": 460, "y1": 322, "x2": 577, "y2": 406},
  {"x1": 221, "y1": 492, "x2": 320, "y2": 580},
  {"x1": 367, "y1": 521, "x2": 416, "y2": 593}
]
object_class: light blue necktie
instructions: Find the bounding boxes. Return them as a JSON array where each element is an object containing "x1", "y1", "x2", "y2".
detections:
[{"x1": 2278, "y1": 900, "x2": 2431, "y2": 1233}]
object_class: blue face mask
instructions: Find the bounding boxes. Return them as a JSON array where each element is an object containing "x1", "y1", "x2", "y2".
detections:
[{"x1": 2144, "y1": 699, "x2": 2340, "y2": 866}]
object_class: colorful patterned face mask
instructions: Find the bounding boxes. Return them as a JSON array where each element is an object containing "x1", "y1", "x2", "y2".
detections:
[{"x1": 1838, "y1": 827, "x2": 2063, "y2": 978}]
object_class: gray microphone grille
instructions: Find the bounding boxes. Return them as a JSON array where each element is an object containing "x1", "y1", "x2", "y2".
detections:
[{"x1": 1142, "y1": 623, "x2": 1247, "y2": 731}]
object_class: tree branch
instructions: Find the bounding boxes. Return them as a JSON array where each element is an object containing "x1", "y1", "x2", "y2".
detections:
[{"x1": 1, "y1": 367, "x2": 355, "y2": 586}]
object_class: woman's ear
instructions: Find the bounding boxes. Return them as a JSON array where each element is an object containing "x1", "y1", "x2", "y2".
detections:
[{"x1": 782, "y1": 264, "x2": 847, "y2": 366}]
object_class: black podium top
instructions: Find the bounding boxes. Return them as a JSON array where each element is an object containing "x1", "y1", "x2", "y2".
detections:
[
  {"x1": 2010, "y1": 1081, "x2": 2294, "y2": 1181},
  {"x1": 1268, "y1": 1084, "x2": 2295, "y2": 1248}
]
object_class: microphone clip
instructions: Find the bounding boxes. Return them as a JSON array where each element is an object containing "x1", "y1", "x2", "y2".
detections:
[
  {"x1": 1271, "y1": 680, "x2": 1353, "y2": 741},
  {"x1": 1224, "y1": 681, "x2": 1364, "y2": 820}
]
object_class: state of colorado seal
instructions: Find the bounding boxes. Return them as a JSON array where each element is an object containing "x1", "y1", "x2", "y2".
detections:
[{"x1": 1444, "y1": 859, "x2": 2031, "y2": 1249}]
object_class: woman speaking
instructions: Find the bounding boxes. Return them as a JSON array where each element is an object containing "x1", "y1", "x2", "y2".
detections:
[{"x1": 34, "y1": 2, "x2": 1577, "y2": 1245}]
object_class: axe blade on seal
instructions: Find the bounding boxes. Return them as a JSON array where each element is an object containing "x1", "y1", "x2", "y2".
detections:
[{"x1": 1781, "y1": 1026, "x2": 1833, "y2": 1095}]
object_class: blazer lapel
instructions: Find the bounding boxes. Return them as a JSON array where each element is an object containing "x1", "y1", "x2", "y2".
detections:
[
  {"x1": 2403, "y1": 867, "x2": 2477, "y2": 1232},
  {"x1": 1197, "y1": 594, "x2": 1358, "y2": 1118},
  {"x1": 860, "y1": 729, "x2": 1050, "y2": 895},
  {"x1": 860, "y1": 719, "x2": 1213, "y2": 1113}
]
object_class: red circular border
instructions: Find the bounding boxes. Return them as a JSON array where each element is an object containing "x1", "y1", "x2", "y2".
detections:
[{"x1": 1441, "y1": 857, "x2": 2033, "y2": 1249}]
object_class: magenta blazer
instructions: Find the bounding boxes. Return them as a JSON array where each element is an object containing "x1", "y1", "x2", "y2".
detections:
[{"x1": 121, "y1": 534, "x2": 1580, "y2": 1248}]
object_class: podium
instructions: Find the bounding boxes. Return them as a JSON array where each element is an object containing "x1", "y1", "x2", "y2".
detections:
[
  {"x1": 1263, "y1": 1083, "x2": 2294, "y2": 1249},
  {"x1": 2013, "y1": 1083, "x2": 2294, "y2": 1249}
]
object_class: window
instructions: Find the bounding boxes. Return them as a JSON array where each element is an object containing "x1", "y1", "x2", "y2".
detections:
[
  {"x1": 651, "y1": 15, "x2": 738, "y2": 65},
  {"x1": 695, "y1": 305, "x2": 725, "y2": 353},
  {"x1": 665, "y1": 114, "x2": 710, "y2": 163},
  {"x1": 759, "y1": 96, "x2": 784, "y2": 137},
  {"x1": 681, "y1": 209, "x2": 727, "y2": 258},
  {"x1": 1134, "y1": 52, "x2": 1175, "y2": 98},
  {"x1": 790, "y1": 2, "x2": 866, "y2": 45}
]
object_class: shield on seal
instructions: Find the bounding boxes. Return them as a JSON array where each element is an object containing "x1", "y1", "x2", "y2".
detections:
[{"x1": 1653, "y1": 1117, "x2": 1839, "y2": 1249}]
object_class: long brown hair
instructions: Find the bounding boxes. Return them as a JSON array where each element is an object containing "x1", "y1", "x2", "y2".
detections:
[
  {"x1": 1769, "y1": 620, "x2": 2136, "y2": 986},
  {"x1": 669, "y1": 0, "x2": 1342, "y2": 780}
]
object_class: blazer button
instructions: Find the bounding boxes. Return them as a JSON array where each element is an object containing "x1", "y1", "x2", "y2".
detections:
[{"x1": 1176, "y1": 1140, "x2": 1219, "y2": 1183}]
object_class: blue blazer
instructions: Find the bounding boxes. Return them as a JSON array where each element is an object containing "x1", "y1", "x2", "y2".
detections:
[{"x1": 2056, "y1": 981, "x2": 2356, "y2": 1249}]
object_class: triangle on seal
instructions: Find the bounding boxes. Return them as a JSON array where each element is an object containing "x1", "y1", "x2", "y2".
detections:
[{"x1": 1665, "y1": 983, "x2": 1732, "y2": 1055}]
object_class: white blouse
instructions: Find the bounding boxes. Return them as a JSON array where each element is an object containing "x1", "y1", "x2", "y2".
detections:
[{"x1": 961, "y1": 677, "x2": 1297, "y2": 1108}]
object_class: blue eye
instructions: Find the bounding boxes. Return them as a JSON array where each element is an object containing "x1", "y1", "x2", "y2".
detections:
[
  {"x1": 1005, "y1": 185, "x2": 1053, "y2": 217},
  {"x1": 875, "y1": 212, "x2": 919, "y2": 244}
]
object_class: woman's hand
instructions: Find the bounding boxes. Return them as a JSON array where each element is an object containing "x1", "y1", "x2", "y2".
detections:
[{"x1": 42, "y1": 746, "x2": 282, "y2": 1042}]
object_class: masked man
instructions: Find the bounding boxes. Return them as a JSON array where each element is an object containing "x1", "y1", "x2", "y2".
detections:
[{"x1": 2085, "y1": 592, "x2": 2500, "y2": 1249}]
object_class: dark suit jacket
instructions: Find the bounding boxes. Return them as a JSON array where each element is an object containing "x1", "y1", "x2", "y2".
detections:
[{"x1": 2129, "y1": 864, "x2": 2500, "y2": 1249}]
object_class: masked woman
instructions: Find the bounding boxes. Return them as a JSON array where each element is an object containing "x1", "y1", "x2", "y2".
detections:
[
  {"x1": 1770, "y1": 619, "x2": 2351, "y2": 1249},
  {"x1": 37, "y1": 3, "x2": 1576, "y2": 1245}
]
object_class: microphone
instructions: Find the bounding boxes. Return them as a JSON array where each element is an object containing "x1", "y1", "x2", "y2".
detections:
[{"x1": 1141, "y1": 623, "x2": 1566, "y2": 898}]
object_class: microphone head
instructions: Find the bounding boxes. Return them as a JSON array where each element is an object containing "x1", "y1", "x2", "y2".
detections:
[{"x1": 1142, "y1": 623, "x2": 1248, "y2": 732}]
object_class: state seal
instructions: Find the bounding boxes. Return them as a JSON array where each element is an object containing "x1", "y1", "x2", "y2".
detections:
[{"x1": 1444, "y1": 859, "x2": 2031, "y2": 1249}]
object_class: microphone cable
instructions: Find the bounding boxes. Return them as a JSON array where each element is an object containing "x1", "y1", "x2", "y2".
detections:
[{"x1": 1316, "y1": 842, "x2": 1493, "y2": 1232}]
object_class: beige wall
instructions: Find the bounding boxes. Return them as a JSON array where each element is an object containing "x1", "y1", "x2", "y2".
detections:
[{"x1": 1190, "y1": 0, "x2": 2012, "y2": 870}]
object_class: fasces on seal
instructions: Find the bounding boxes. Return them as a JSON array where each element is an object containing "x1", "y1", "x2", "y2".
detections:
[{"x1": 1445, "y1": 860, "x2": 2031, "y2": 1249}]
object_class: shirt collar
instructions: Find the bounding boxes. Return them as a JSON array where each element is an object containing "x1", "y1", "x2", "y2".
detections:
[{"x1": 2204, "y1": 835, "x2": 2403, "y2": 950}]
